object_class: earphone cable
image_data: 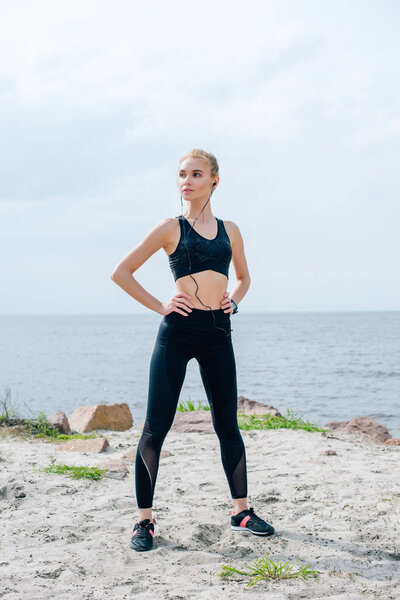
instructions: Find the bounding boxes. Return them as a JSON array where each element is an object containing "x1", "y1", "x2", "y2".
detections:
[{"x1": 179, "y1": 194, "x2": 232, "y2": 338}]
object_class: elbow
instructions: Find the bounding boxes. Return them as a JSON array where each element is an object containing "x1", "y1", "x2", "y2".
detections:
[
  {"x1": 241, "y1": 274, "x2": 251, "y2": 290},
  {"x1": 110, "y1": 266, "x2": 134, "y2": 282},
  {"x1": 238, "y1": 274, "x2": 251, "y2": 285},
  {"x1": 110, "y1": 268, "x2": 121, "y2": 282}
]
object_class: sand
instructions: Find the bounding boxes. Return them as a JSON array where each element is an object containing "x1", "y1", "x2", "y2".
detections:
[{"x1": 0, "y1": 424, "x2": 399, "y2": 599}]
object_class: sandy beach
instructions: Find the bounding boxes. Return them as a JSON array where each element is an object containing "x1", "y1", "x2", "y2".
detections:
[{"x1": 1, "y1": 423, "x2": 399, "y2": 599}]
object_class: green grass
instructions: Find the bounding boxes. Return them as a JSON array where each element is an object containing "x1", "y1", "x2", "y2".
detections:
[
  {"x1": 0, "y1": 388, "x2": 105, "y2": 441},
  {"x1": 177, "y1": 397, "x2": 210, "y2": 412},
  {"x1": 43, "y1": 457, "x2": 108, "y2": 481},
  {"x1": 22, "y1": 412, "x2": 103, "y2": 440},
  {"x1": 176, "y1": 399, "x2": 326, "y2": 432},
  {"x1": 237, "y1": 408, "x2": 328, "y2": 432},
  {"x1": 219, "y1": 553, "x2": 321, "y2": 586},
  {"x1": 2, "y1": 411, "x2": 102, "y2": 441}
]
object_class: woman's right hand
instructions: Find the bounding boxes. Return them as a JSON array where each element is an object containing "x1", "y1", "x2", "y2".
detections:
[{"x1": 161, "y1": 291, "x2": 194, "y2": 316}]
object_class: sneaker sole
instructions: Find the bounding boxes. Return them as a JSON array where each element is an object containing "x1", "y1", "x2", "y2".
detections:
[{"x1": 231, "y1": 525, "x2": 275, "y2": 536}]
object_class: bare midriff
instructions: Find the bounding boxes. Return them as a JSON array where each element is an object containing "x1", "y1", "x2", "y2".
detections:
[
  {"x1": 164, "y1": 217, "x2": 231, "y2": 311},
  {"x1": 175, "y1": 271, "x2": 228, "y2": 311}
]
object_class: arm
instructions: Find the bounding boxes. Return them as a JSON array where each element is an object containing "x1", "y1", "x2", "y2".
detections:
[
  {"x1": 220, "y1": 221, "x2": 251, "y2": 312},
  {"x1": 110, "y1": 218, "x2": 173, "y2": 315}
]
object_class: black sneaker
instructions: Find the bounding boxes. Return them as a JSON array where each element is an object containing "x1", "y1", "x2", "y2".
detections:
[
  {"x1": 130, "y1": 519, "x2": 154, "y2": 551},
  {"x1": 231, "y1": 507, "x2": 275, "y2": 536}
]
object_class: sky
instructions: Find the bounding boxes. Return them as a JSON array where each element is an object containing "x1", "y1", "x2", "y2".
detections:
[{"x1": 0, "y1": 0, "x2": 399, "y2": 314}]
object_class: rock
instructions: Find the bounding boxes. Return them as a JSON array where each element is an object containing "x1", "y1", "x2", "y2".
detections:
[
  {"x1": 324, "y1": 420, "x2": 351, "y2": 430},
  {"x1": 58, "y1": 438, "x2": 109, "y2": 453},
  {"x1": 171, "y1": 411, "x2": 214, "y2": 433},
  {"x1": 383, "y1": 438, "x2": 400, "y2": 446},
  {"x1": 47, "y1": 411, "x2": 71, "y2": 434},
  {"x1": 68, "y1": 403, "x2": 133, "y2": 433},
  {"x1": 237, "y1": 396, "x2": 281, "y2": 416},
  {"x1": 324, "y1": 416, "x2": 391, "y2": 443},
  {"x1": 324, "y1": 449, "x2": 337, "y2": 456},
  {"x1": 344, "y1": 416, "x2": 391, "y2": 443},
  {"x1": 99, "y1": 459, "x2": 129, "y2": 479}
]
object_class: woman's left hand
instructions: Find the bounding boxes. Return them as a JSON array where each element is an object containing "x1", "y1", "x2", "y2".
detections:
[{"x1": 220, "y1": 291, "x2": 234, "y2": 314}]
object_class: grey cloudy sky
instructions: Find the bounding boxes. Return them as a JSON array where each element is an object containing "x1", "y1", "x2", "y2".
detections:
[{"x1": 1, "y1": 0, "x2": 399, "y2": 314}]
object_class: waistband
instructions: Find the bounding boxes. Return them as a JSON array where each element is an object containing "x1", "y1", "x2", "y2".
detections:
[{"x1": 164, "y1": 307, "x2": 231, "y2": 325}]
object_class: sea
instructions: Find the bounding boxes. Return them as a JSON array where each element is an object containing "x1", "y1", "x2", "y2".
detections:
[{"x1": 1, "y1": 312, "x2": 399, "y2": 438}]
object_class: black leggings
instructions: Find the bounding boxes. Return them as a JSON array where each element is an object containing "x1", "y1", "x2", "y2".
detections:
[{"x1": 135, "y1": 307, "x2": 247, "y2": 509}]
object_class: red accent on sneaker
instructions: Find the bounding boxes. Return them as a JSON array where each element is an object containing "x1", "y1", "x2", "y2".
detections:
[
  {"x1": 239, "y1": 515, "x2": 251, "y2": 528},
  {"x1": 132, "y1": 530, "x2": 137, "y2": 536},
  {"x1": 149, "y1": 529, "x2": 154, "y2": 536}
]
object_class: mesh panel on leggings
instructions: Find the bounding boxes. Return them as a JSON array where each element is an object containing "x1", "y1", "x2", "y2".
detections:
[
  {"x1": 135, "y1": 426, "x2": 160, "y2": 509},
  {"x1": 230, "y1": 447, "x2": 247, "y2": 499}
]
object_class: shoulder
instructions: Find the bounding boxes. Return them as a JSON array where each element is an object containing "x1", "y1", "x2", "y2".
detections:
[
  {"x1": 220, "y1": 219, "x2": 243, "y2": 245},
  {"x1": 153, "y1": 217, "x2": 181, "y2": 251},
  {"x1": 160, "y1": 216, "x2": 179, "y2": 227},
  {"x1": 142, "y1": 217, "x2": 179, "y2": 245},
  {"x1": 222, "y1": 219, "x2": 240, "y2": 232},
  {"x1": 153, "y1": 216, "x2": 179, "y2": 233}
]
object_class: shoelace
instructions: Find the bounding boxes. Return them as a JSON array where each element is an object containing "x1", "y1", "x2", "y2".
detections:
[
  {"x1": 244, "y1": 507, "x2": 265, "y2": 524},
  {"x1": 134, "y1": 519, "x2": 152, "y2": 537}
]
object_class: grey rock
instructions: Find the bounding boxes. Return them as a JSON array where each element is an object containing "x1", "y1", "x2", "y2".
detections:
[
  {"x1": 47, "y1": 411, "x2": 71, "y2": 434},
  {"x1": 324, "y1": 415, "x2": 391, "y2": 443},
  {"x1": 237, "y1": 395, "x2": 281, "y2": 416}
]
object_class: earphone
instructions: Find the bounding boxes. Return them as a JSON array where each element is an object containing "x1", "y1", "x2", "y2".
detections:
[{"x1": 179, "y1": 182, "x2": 232, "y2": 337}]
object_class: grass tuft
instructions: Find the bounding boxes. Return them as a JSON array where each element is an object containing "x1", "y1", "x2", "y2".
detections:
[
  {"x1": 176, "y1": 399, "x2": 326, "y2": 432},
  {"x1": 22, "y1": 412, "x2": 102, "y2": 440},
  {"x1": 0, "y1": 389, "x2": 103, "y2": 441},
  {"x1": 219, "y1": 553, "x2": 321, "y2": 586},
  {"x1": 43, "y1": 457, "x2": 108, "y2": 480},
  {"x1": 2, "y1": 412, "x2": 101, "y2": 441},
  {"x1": 177, "y1": 397, "x2": 210, "y2": 412},
  {"x1": 237, "y1": 408, "x2": 328, "y2": 432}
]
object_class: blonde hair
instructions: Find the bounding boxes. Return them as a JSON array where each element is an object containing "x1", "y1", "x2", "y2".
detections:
[{"x1": 179, "y1": 149, "x2": 219, "y2": 179}]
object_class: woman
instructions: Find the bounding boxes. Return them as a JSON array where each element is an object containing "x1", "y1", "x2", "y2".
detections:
[{"x1": 111, "y1": 149, "x2": 275, "y2": 552}]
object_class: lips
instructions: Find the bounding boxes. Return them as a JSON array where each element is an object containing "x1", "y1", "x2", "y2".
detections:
[{"x1": 183, "y1": 189, "x2": 193, "y2": 192}]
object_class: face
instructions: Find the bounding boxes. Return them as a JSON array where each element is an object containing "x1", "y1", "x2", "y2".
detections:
[{"x1": 178, "y1": 157, "x2": 218, "y2": 199}]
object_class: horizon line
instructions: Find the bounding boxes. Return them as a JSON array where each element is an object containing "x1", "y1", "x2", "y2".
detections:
[{"x1": 1, "y1": 309, "x2": 399, "y2": 317}]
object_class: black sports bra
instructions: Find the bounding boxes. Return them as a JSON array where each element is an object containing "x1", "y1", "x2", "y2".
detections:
[{"x1": 168, "y1": 215, "x2": 232, "y2": 282}]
